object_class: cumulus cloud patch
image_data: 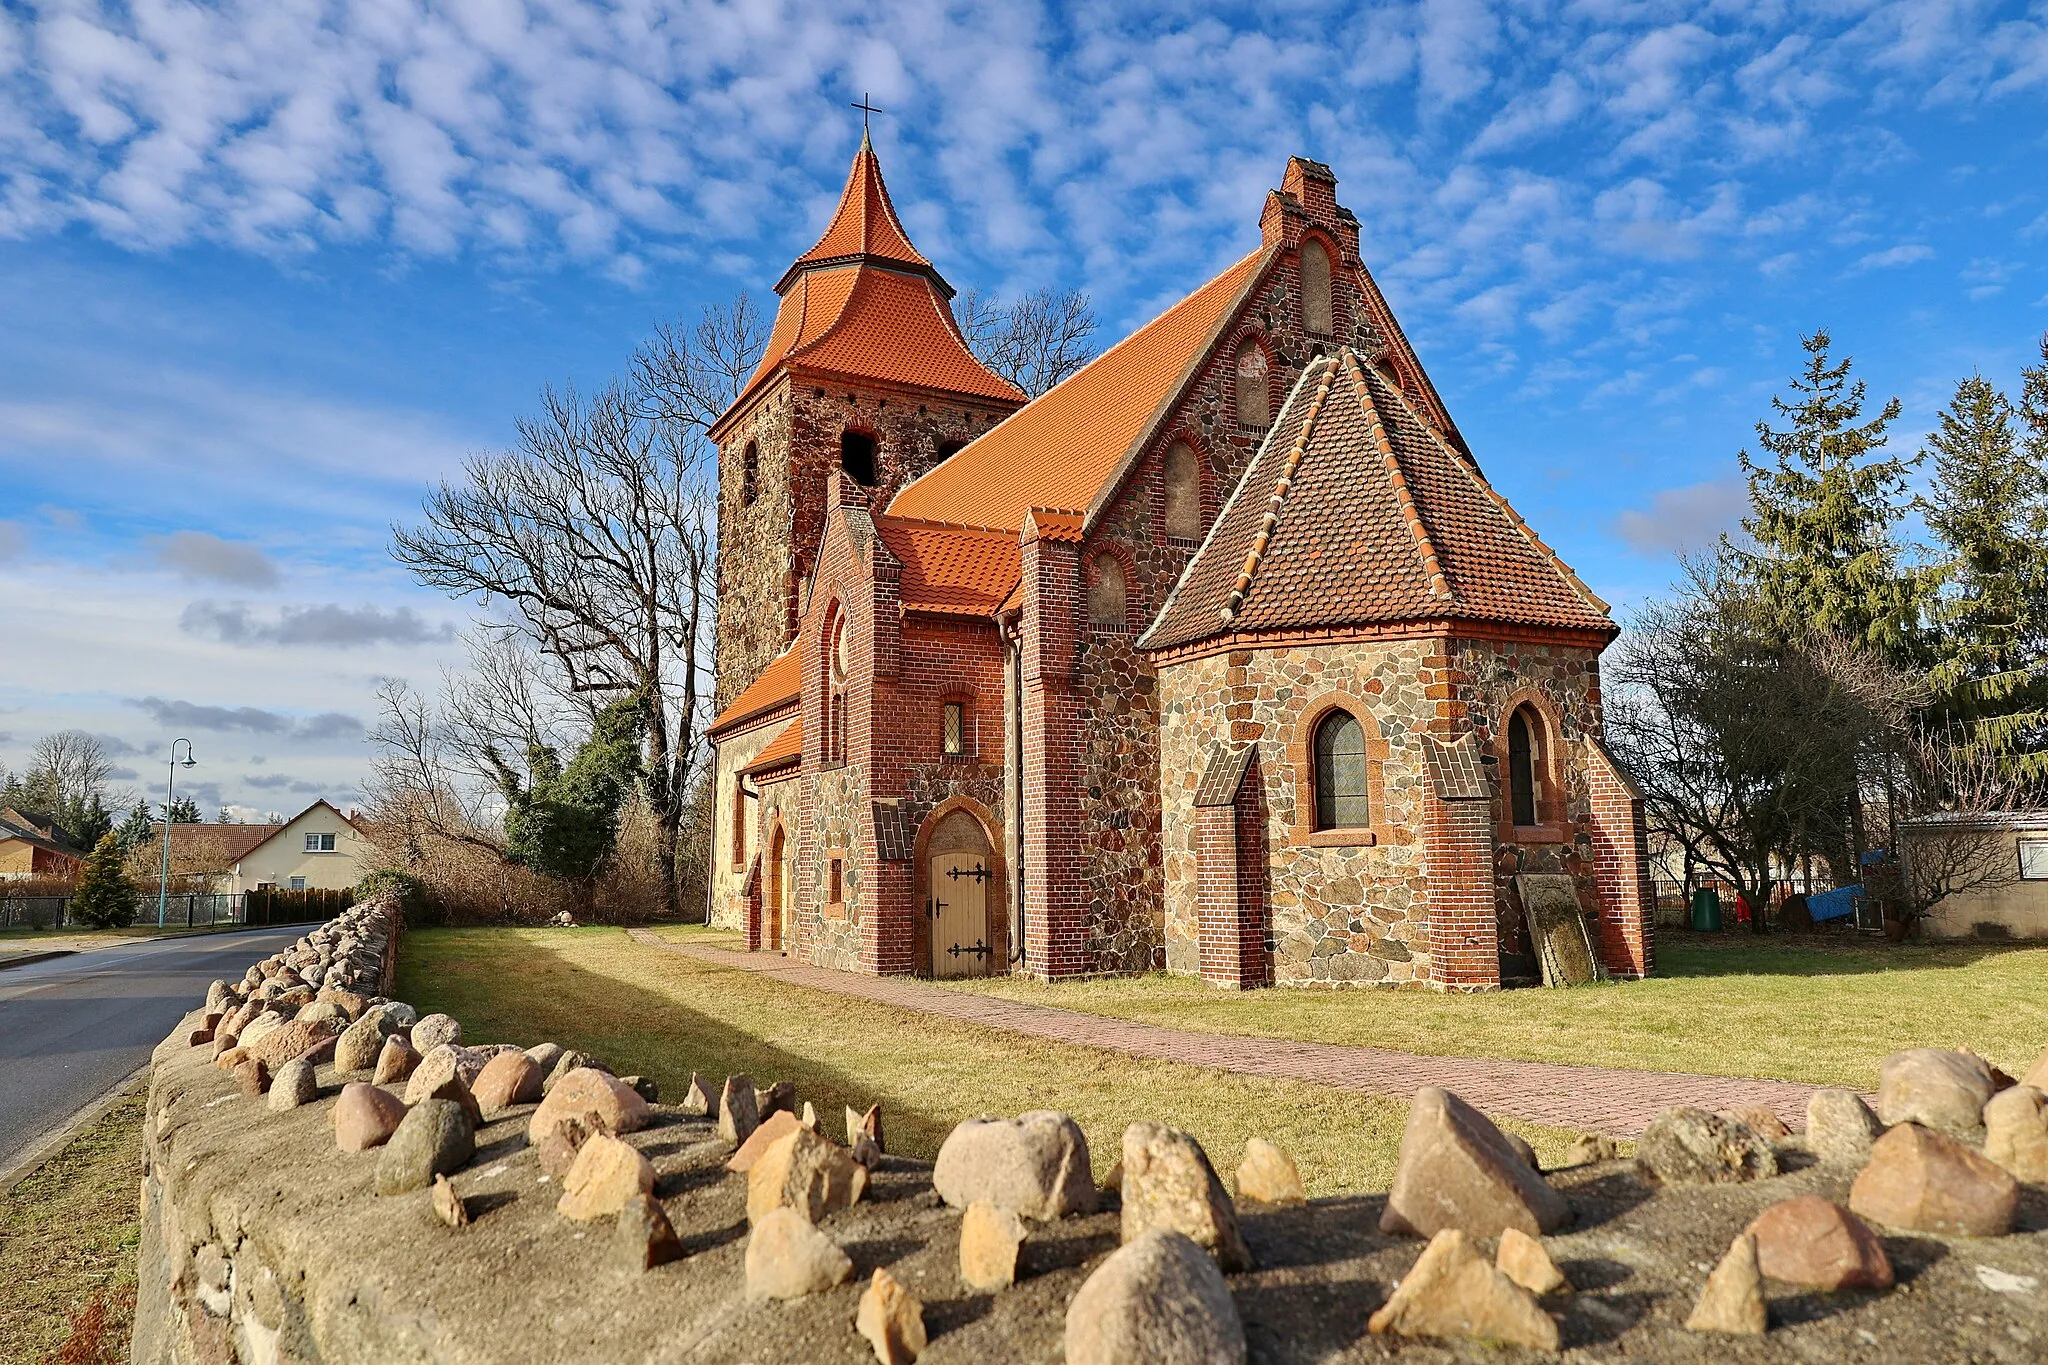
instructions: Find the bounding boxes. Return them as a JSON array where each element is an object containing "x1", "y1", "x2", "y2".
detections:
[
  {"x1": 1612, "y1": 478, "x2": 1748, "y2": 556},
  {"x1": 149, "y1": 531, "x2": 279, "y2": 587},
  {"x1": 127, "y1": 696, "x2": 363, "y2": 741},
  {"x1": 180, "y1": 601, "x2": 454, "y2": 648},
  {"x1": 242, "y1": 773, "x2": 324, "y2": 793}
]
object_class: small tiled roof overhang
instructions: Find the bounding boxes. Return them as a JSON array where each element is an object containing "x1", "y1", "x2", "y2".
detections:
[
  {"x1": 874, "y1": 517, "x2": 1020, "y2": 616},
  {"x1": 1141, "y1": 348, "x2": 1615, "y2": 656},
  {"x1": 779, "y1": 132, "x2": 936, "y2": 287},
  {"x1": 741, "y1": 716, "x2": 804, "y2": 777},
  {"x1": 710, "y1": 642, "x2": 803, "y2": 738},
  {"x1": 887, "y1": 249, "x2": 1270, "y2": 533}
]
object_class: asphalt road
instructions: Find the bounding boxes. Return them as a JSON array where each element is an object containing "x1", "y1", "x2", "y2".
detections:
[{"x1": 0, "y1": 926, "x2": 305, "y2": 1176}]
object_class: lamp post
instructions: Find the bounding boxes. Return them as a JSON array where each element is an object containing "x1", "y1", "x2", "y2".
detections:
[{"x1": 157, "y1": 739, "x2": 196, "y2": 930}]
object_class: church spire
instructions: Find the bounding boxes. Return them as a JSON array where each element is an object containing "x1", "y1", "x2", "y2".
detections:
[{"x1": 776, "y1": 133, "x2": 942, "y2": 295}]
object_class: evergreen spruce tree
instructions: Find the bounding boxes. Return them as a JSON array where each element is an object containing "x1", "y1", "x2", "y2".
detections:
[
  {"x1": 1918, "y1": 351, "x2": 2048, "y2": 786},
  {"x1": 70, "y1": 831, "x2": 140, "y2": 930},
  {"x1": 165, "y1": 796, "x2": 201, "y2": 825},
  {"x1": 114, "y1": 799, "x2": 155, "y2": 852},
  {"x1": 1736, "y1": 331, "x2": 1921, "y2": 658}
]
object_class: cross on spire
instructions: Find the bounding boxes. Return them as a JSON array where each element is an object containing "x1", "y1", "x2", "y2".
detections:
[{"x1": 852, "y1": 93, "x2": 884, "y2": 140}]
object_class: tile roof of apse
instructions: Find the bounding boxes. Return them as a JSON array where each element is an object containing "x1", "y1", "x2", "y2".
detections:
[
  {"x1": 710, "y1": 642, "x2": 803, "y2": 736},
  {"x1": 715, "y1": 142, "x2": 1023, "y2": 433},
  {"x1": 887, "y1": 248, "x2": 1272, "y2": 532},
  {"x1": 1141, "y1": 349, "x2": 1614, "y2": 653},
  {"x1": 874, "y1": 517, "x2": 1022, "y2": 615}
]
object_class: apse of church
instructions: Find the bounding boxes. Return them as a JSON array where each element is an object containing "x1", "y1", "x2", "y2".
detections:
[{"x1": 704, "y1": 143, "x2": 1655, "y2": 992}]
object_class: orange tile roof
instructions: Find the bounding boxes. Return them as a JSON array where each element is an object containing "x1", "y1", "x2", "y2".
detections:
[
  {"x1": 888, "y1": 249, "x2": 1269, "y2": 532},
  {"x1": 161, "y1": 822, "x2": 289, "y2": 863},
  {"x1": 785, "y1": 133, "x2": 932, "y2": 277},
  {"x1": 711, "y1": 641, "x2": 802, "y2": 736},
  {"x1": 716, "y1": 143, "x2": 1023, "y2": 435},
  {"x1": 875, "y1": 516, "x2": 1021, "y2": 615},
  {"x1": 1142, "y1": 348, "x2": 1614, "y2": 653},
  {"x1": 742, "y1": 716, "x2": 803, "y2": 776}
]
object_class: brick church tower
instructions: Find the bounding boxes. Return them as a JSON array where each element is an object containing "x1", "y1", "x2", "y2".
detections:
[{"x1": 708, "y1": 133, "x2": 1026, "y2": 709}]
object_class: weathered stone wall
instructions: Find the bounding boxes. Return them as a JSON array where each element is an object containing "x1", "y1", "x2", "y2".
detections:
[
  {"x1": 715, "y1": 375, "x2": 1016, "y2": 712},
  {"x1": 1158, "y1": 640, "x2": 1441, "y2": 987},
  {"x1": 708, "y1": 712, "x2": 795, "y2": 930}
]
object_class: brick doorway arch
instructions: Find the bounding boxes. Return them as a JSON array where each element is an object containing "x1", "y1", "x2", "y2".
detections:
[{"x1": 914, "y1": 800, "x2": 1005, "y2": 979}]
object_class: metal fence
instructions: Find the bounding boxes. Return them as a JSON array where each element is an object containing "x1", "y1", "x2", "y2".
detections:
[{"x1": 0, "y1": 888, "x2": 348, "y2": 931}]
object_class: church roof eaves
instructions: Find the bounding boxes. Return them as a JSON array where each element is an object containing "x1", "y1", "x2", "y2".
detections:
[{"x1": 709, "y1": 642, "x2": 803, "y2": 738}]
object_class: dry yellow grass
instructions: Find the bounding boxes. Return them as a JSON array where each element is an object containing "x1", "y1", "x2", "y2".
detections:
[
  {"x1": 932, "y1": 934, "x2": 2048, "y2": 1088},
  {"x1": 0, "y1": 1091, "x2": 144, "y2": 1363},
  {"x1": 398, "y1": 927, "x2": 1589, "y2": 1197}
]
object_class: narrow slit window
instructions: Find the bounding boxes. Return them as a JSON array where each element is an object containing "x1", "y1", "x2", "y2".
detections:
[
  {"x1": 942, "y1": 701, "x2": 965, "y2": 757},
  {"x1": 1300, "y1": 239, "x2": 1334, "y2": 334},
  {"x1": 1508, "y1": 707, "x2": 1540, "y2": 826}
]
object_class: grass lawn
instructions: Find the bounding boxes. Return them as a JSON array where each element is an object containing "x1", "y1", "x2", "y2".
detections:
[
  {"x1": 0, "y1": 1090, "x2": 144, "y2": 1364},
  {"x1": 397, "y1": 927, "x2": 1588, "y2": 1197},
  {"x1": 934, "y1": 932, "x2": 2048, "y2": 1089}
]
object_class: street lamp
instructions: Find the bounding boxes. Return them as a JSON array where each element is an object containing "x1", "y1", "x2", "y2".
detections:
[{"x1": 157, "y1": 739, "x2": 196, "y2": 930}]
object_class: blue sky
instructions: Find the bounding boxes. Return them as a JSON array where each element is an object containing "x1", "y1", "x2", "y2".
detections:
[{"x1": 1, "y1": 0, "x2": 2045, "y2": 817}]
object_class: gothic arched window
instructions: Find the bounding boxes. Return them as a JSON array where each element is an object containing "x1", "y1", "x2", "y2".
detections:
[
  {"x1": 1163, "y1": 441, "x2": 1201, "y2": 541},
  {"x1": 1313, "y1": 710, "x2": 1368, "y2": 831},
  {"x1": 1507, "y1": 705, "x2": 1543, "y2": 827},
  {"x1": 1300, "y1": 239, "x2": 1333, "y2": 334},
  {"x1": 1234, "y1": 338, "x2": 1270, "y2": 429},
  {"x1": 1088, "y1": 554, "x2": 1126, "y2": 632}
]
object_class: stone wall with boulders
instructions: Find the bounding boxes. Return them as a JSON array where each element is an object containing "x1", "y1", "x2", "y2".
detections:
[{"x1": 131, "y1": 910, "x2": 2048, "y2": 1362}]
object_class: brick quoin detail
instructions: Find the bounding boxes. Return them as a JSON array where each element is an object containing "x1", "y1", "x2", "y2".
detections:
[
  {"x1": 1586, "y1": 747, "x2": 1655, "y2": 979},
  {"x1": 1424, "y1": 790, "x2": 1500, "y2": 991},
  {"x1": 1021, "y1": 522, "x2": 1087, "y2": 980}
]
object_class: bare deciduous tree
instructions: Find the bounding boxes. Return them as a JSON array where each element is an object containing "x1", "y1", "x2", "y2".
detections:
[
  {"x1": 1606, "y1": 554, "x2": 1914, "y2": 929},
  {"x1": 1868, "y1": 735, "x2": 2023, "y2": 929},
  {"x1": 958, "y1": 286, "x2": 1099, "y2": 398},
  {"x1": 393, "y1": 378, "x2": 720, "y2": 916},
  {"x1": 364, "y1": 675, "x2": 512, "y2": 861},
  {"x1": 632, "y1": 293, "x2": 768, "y2": 434}
]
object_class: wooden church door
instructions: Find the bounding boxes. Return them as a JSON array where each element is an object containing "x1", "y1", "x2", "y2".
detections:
[{"x1": 930, "y1": 851, "x2": 991, "y2": 978}]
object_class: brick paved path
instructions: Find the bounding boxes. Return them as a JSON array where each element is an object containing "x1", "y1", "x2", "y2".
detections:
[{"x1": 626, "y1": 930, "x2": 1827, "y2": 1138}]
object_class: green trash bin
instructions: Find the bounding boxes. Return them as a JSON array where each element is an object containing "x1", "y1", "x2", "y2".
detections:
[{"x1": 1691, "y1": 887, "x2": 1722, "y2": 932}]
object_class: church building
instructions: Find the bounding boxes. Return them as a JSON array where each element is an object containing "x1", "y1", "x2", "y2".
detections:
[{"x1": 704, "y1": 136, "x2": 1654, "y2": 991}]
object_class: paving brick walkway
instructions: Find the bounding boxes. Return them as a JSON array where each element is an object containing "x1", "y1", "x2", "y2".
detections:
[{"x1": 625, "y1": 930, "x2": 1828, "y2": 1138}]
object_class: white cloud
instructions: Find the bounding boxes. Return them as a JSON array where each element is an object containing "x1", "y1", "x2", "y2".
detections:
[
  {"x1": 180, "y1": 601, "x2": 454, "y2": 648},
  {"x1": 1854, "y1": 243, "x2": 1935, "y2": 271},
  {"x1": 1612, "y1": 478, "x2": 1748, "y2": 556},
  {"x1": 150, "y1": 530, "x2": 278, "y2": 587}
]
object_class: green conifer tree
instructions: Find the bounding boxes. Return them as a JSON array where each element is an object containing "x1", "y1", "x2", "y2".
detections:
[
  {"x1": 1736, "y1": 330, "x2": 1921, "y2": 658},
  {"x1": 70, "y1": 831, "x2": 140, "y2": 930},
  {"x1": 494, "y1": 696, "x2": 646, "y2": 883},
  {"x1": 1919, "y1": 352, "x2": 2048, "y2": 786},
  {"x1": 114, "y1": 799, "x2": 155, "y2": 852}
]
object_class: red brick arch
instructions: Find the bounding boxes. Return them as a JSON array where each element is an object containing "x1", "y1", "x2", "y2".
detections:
[
  {"x1": 1285, "y1": 688, "x2": 1395, "y2": 848},
  {"x1": 1493, "y1": 685, "x2": 1568, "y2": 840},
  {"x1": 911, "y1": 795, "x2": 1007, "y2": 978}
]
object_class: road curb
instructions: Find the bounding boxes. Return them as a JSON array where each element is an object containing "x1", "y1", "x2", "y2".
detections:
[
  {"x1": 0, "y1": 1060, "x2": 153, "y2": 1197},
  {"x1": 0, "y1": 949, "x2": 78, "y2": 971}
]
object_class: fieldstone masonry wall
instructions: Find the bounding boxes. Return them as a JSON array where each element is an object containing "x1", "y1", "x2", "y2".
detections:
[{"x1": 128, "y1": 915, "x2": 2048, "y2": 1362}]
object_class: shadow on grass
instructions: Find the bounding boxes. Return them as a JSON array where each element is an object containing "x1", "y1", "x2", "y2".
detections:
[
  {"x1": 1654, "y1": 934, "x2": 2038, "y2": 980},
  {"x1": 396, "y1": 930, "x2": 990, "y2": 1165}
]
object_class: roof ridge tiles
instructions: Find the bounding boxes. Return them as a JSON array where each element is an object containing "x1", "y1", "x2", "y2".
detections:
[
  {"x1": 1220, "y1": 354, "x2": 1339, "y2": 624},
  {"x1": 1342, "y1": 349, "x2": 1454, "y2": 603},
  {"x1": 1368, "y1": 362, "x2": 1611, "y2": 618}
]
